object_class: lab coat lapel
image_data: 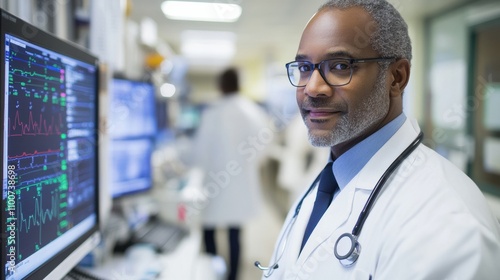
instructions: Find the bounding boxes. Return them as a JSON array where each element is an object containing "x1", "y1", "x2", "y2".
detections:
[
  {"x1": 296, "y1": 181, "x2": 358, "y2": 265},
  {"x1": 347, "y1": 119, "x2": 421, "y2": 193},
  {"x1": 295, "y1": 118, "x2": 420, "y2": 268}
]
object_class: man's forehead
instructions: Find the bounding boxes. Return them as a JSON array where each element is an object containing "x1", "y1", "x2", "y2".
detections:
[
  {"x1": 295, "y1": 50, "x2": 355, "y2": 61},
  {"x1": 297, "y1": 7, "x2": 378, "y2": 60}
]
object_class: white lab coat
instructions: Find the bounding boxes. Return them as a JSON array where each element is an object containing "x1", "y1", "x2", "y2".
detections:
[
  {"x1": 263, "y1": 118, "x2": 500, "y2": 280},
  {"x1": 193, "y1": 94, "x2": 269, "y2": 227}
]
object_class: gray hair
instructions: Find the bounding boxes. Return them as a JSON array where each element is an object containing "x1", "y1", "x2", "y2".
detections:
[{"x1": 319, "y1": 0, "x2": 412, "y2": 63}]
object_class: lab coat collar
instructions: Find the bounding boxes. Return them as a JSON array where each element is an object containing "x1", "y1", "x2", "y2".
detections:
[
  {"x1": 332, "y1": 113, "x2": 406, "y2": 191},
  {"x1": 349, "y1": 118, "x2": 421, "y2": 191},
  {"x1": 296, "y1": 118, "x2": 421, "y2": 266}
]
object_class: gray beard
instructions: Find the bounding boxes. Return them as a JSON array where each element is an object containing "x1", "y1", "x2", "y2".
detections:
[{"x1": 307, "y1": 70, "x2": 390, "y2": 147}]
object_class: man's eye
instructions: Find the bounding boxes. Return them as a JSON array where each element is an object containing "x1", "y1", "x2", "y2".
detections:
[
  {"x1": 329, "y1": 61, "x2": 351, "y2": 71},
  {"x1": 297, "y1": 63, "x2": 313, "y2": 72}
]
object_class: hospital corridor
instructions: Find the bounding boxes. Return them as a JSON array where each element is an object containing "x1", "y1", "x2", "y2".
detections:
[{"x1": 1, "y1": 0, "x2": 500, "y2": 280}]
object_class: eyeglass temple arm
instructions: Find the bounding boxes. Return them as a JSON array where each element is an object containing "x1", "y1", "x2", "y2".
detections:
[{"x1": 353, "y1": 57, "x2": 396, "y2": 63}]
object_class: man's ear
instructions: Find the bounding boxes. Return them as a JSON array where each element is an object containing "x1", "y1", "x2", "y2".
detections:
[{"x1": 389, "y1": 59, "x2": 410, "y2": 97}]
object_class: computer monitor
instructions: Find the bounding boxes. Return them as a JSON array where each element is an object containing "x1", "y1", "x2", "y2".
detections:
[
  {"x1": 108, "y1": 78, "x2": 156, "y2": 139},
  {"x1": 1, "y1": 9, "x2": 100, "y2": 280},
  {"x1": 109, "y1": 138, "x2": 154, "y2": 199},
  {"x1": 108, "y1": 78, "x2": 156, "y2": 199}
]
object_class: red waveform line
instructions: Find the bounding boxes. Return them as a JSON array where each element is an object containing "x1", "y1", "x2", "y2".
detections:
[
  {"x1": 9, "y1": 110, "x2": 63, "y2": 136},
  {"x1": 8, "y1": 148, "x2": 61, "y2": 159}
]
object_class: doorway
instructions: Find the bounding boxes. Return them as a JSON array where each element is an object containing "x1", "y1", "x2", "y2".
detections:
[{"x1": 469, "y1": 19, "x2": 500, "y2": 191}]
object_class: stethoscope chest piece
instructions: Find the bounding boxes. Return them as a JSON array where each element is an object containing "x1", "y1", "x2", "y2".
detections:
[{"x1": 334, "y1": 233, "x2": 361, "y2": 267}]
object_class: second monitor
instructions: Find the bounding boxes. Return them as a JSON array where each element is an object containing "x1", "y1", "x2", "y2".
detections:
[{"x1": 108, "y1": 77, "x2": 157, "y2": 199}]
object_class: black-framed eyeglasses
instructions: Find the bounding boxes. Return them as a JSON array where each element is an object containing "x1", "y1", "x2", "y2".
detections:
[{"x1": 285, "y1": 57, "x2": 395, "y2": 87}]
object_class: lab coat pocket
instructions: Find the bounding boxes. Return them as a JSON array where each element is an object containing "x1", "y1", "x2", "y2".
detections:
[{"x1": 351, "y1": 269, "x2": 372, "y2": 280}]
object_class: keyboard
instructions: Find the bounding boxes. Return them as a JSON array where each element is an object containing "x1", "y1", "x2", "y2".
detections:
[
  {"x1": 132, "y1": 221, "x2": 187, "y2": 253},
  {"x1": 63, "y1": 267, "x2": 103, "y2": 280}
]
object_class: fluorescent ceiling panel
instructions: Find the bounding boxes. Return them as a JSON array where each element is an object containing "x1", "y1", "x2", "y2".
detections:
[
  {"x1": 161, "y1": 1, "x2": 242, "y2": 22},
  {"x1": 180, "y1": 30, "x2": 236, "y2": 60}
]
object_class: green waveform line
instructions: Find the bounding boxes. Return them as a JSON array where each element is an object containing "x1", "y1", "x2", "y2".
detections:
[
  {"x1": 10, "y1": 69, "x2": 62, "y2": 83},
  {"x1": 17, "y1": 173, "x2": 69, "y2": 250}
]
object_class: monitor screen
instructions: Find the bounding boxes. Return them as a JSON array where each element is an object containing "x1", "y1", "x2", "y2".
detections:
[
  {"x1": 109, "y1": 138, "x2": 154, "y2": 198},
  {"x1": 108, "y1": 78, "x2": 156, "y2": 198},
  {"x1": 108, "y1": 78, "x2": 156, "y2": 139},
  {"x1": 1, "y1": 9, "x2": 100, "y2": 280}
]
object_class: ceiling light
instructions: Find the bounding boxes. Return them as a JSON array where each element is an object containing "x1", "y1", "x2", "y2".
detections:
[
  {"x1": 160, "y1": 83, "x2": 176, "y2": 98},
  {"x1": 161, "y1": 1, "x2": 242, "y2": 22},
  {"x1": 180, "y1": 30, "x2": 236, "y2": 60}
]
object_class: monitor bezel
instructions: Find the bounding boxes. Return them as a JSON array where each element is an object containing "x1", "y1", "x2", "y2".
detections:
[{"x1": 0, "y1": 9, "x2": 101, "y2": 280}]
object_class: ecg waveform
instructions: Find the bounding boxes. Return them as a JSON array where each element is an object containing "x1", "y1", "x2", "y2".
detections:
[
  {"x1": 8, "y1": 51, "x2": 65, "y2": 98},
  {"x1": 9, "y1": 110, "x2": 63, "y2": 137},
  {"x1": 8, "y1": 149, "x2": 60, "y2": 160},
  {"x1": 9, "y1": 67, "x2": 63, "y2": 82},
  {"x1": 4, "y1": 34, "x2": 98, "y2": 265},
  {"x1": 16, "y1": 177, "x2": 68, "y2": 258}
]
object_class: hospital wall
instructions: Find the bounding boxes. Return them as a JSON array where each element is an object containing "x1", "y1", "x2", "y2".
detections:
[{"x1": 186, "y1": 0, "x2": 500, "y2": 220}]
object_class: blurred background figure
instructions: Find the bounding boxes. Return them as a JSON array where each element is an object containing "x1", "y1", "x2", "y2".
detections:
[
  {"x1": 277, "y1": 113, "x2": 330, "y2": 207},
  {"x1": 193, "y1": 67, "x2": 270, "y2": 280}
]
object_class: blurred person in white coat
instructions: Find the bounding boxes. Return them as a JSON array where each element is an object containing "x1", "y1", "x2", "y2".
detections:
[
  {"x1": 194, "y1": 67, "x2": 269, "y2": 280},
  {"x1": 277, "y1": 113, "x2": 330, "y2": 206},
  {"x1": 255, "y1": 0, "x2": 500, "y2": 279}
]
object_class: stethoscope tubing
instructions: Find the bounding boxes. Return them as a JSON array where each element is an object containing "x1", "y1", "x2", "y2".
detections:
[
  {"x1": 352, "y1": 131, "x2": 423, "y2": 236},
  {"x1": 256, "y1": 131, "x2": 424, "y2": 273}
]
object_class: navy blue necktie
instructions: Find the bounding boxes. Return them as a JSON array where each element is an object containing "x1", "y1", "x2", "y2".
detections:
[{"x1": 300, "y1": 162, "x2": 338, "y2": 252}]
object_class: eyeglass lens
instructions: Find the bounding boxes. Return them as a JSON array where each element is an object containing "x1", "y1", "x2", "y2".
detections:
[{"x1": 287, "y1": 59, "x2": 353, "y2": 87}]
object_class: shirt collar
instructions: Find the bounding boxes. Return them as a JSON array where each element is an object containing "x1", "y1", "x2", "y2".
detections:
[{"x1": 331, "y1": 113, "x2": 406, "y2": 190}]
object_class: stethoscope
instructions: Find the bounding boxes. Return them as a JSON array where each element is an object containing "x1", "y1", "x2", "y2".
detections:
[{"x1": 255, "y1": 131, "x2": 423, "y2": 277}]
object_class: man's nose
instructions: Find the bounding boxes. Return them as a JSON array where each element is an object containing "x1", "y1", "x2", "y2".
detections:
[{"x1": 304, "y1": 69, "x2": 333, "y2": 98}]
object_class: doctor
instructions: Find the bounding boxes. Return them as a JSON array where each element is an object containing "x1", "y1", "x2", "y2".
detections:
[
  {"x1": 194, "y1": 67, "x2": 268, "y2": 280},
  {"x1": 258, "y1": 0, "x2": 500, "y2": 279}
]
